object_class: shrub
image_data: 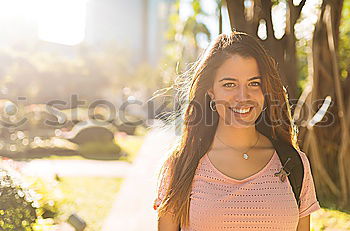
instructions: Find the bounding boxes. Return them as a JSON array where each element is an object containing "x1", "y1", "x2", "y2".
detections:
[
  {"x1": 78, "y1": 141, "x2": 122, "y2": 160},
  {"x1": 0, "y1": 165, "x2": 39, "y2": 230},
  {"x1": 0, "y1": 164, "x2": 60, "y2": 231}
]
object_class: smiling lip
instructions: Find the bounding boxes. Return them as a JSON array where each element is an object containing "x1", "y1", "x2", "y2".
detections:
[
  {"x1": 228, "y1": 106, "x2": 254, "y2": 116},
  {"x1": 228, "y1": 106, "x2": 255, "y2": 110}
]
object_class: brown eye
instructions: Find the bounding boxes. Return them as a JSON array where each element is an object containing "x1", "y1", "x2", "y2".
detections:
[
  {"x1": 223, "y1": 83, "x2": 236, "y2": 87},
  {"x1": 249, "y1": 81, "x2": 261, "y2": 87}
]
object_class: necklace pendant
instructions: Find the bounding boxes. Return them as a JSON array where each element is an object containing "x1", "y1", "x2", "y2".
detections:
[{"x1": 243, "y1": 153, "x2": 249, "y2": 160}]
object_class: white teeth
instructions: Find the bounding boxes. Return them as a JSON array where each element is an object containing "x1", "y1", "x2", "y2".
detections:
[{"x1": 230, "y1": 107, "x2": 252, "y2": 114}]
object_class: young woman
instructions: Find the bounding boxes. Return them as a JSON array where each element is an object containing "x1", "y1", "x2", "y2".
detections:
[{"x1": 153, "y1": 31, "x2": 321, "y2": 231}]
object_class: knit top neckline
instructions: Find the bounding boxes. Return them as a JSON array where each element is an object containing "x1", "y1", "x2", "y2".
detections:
[{"x1": 204, "y1": 150, "x2": 277, "y2": 183}]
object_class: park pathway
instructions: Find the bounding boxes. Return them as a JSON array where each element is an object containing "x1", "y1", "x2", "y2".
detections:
[
  {"x1": 101, "y1": 122, "x2": 178, "y2": 231},
  {"x1": 19, "y1": 159, "x2": 132, "y2": 177}
]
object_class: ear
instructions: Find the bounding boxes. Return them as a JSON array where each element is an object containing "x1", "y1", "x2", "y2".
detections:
[{"x1": 207, "y1": 88, "x2": 214, "y2": 100}]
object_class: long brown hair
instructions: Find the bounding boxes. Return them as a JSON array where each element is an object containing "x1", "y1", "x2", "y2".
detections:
[{"x1": 155, "y1": 31, "x2": 299, "y2": 228}]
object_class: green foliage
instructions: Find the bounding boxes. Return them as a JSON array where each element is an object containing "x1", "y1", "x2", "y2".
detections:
[
  {"x1": 0, "y1": 166, "x2": 39, "y2": 230},
  {"x1": 311, "y1": 208, "x2": 350, "y2": 231},
  {"x1": 162, "y1": 0, "x2": 211, "y2": 80},
  {"x1": 23, "y1": 176, "x2": 124, "y2": 231},
  {"x1": 24, "y1": 177, "x2": 63, "y2": 220},
  {"x1": 0, "y1": 166, "x2": 64, "y2": 231}
]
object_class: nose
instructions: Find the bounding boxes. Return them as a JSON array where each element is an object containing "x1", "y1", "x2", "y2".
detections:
[{"x1": 234, "y1": 85, "x2": 250, "y2": 102}]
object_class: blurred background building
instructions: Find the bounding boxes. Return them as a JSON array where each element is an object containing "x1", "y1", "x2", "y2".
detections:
[{"x1": 0, "y1": 0, "x2": 175, "y2": 65}]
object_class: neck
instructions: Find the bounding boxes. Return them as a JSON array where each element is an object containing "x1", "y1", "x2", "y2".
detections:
[{"x1": 214, "y1": 118, "x2": 259, "y2": 149}]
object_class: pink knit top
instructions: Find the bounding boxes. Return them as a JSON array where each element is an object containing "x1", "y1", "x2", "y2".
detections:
[{"x1": 153, "y1": 149, "x2": 321, "y2": 230}]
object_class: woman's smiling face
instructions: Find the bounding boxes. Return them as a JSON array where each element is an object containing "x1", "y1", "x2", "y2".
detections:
[{"x1": 207, "y1": 54, "x2": 265, "y2": 127}]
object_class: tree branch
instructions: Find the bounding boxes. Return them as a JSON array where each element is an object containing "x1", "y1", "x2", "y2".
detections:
[{"x1": 296, "y1": 0, "x2": 307, "y2": 19}]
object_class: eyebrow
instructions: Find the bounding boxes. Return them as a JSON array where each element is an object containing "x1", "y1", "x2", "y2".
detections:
[{"x1": 218, "y1": 76, "x2": 262, "y2": 82}]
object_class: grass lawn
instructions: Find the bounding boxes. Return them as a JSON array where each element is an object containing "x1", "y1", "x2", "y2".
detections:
[
  {"x1": 23, "y1": 176, "x2": 124, "y2": 231},
  {"x1": 22, "y1": 129, "x2": 148, "y2": 229},
  {"x1": 56, "y1": 177, "x2": 124, "y2": 231}
]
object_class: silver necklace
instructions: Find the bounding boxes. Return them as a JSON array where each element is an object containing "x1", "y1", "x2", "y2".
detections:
[{"x1": 215, "y1": 132, "x2": 260, "y2": 160}]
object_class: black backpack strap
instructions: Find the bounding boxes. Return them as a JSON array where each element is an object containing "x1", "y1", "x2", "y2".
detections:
[{"x1": 270, "y1": 138, "x2": 304, "y2": 208}]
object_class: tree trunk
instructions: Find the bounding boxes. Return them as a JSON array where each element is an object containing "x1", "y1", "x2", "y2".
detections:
[
  {"x1": 218, "y1": 0, "x2": 223, "y2": 34},
  {"x1": 226, "y1": 0, "x2": 306, "y2": 100},
  {"x1": 299, "y1": 0, "x2": 348, "y2": 208}
]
